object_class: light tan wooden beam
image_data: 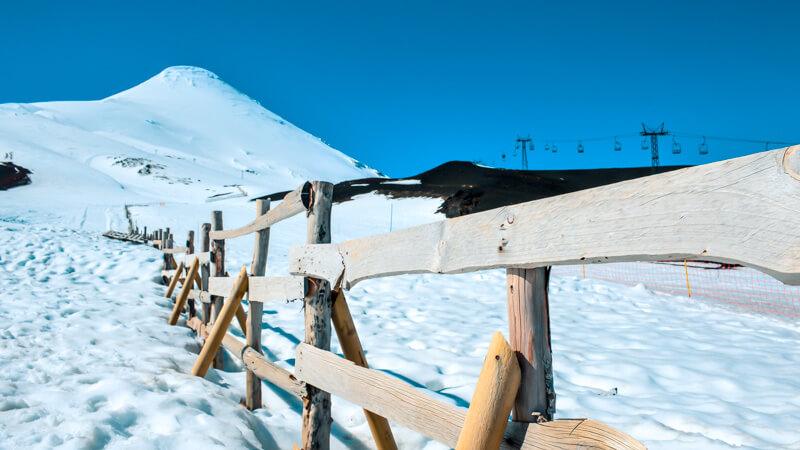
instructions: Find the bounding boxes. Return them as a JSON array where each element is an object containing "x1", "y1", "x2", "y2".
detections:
[
  {"x1": 221, "y1": 333, "x2": 307, "y2": 399},
  {"x1": 294, "y1": 344, "x2": 644, "y2": 450},
  {"x1": 169, "y1": 257, "x2": 200, "y2": 325},
  {"x1": 291, "y1": 147, "x2": 800, "y2": 287},
  {"x1": 208, "y1": 276, "x2": 305, "y2": 302},
  {"x1": 209, "y1": 182, "x2": 311, "y2": 240},
  {"x1": 455, "y1": 332, "x2": 520, "y2": 450},
  {"x1": 164, "y1": 261, "x2": 185, "y2": 298},
  {"x1": 191, "y1": 266, "x2": 249, "y2": 377},
  {"x1": 331, "y1": 290, "x2": 396, "y2": 450},
  {"x1": 162, "y1": 246, "x2": 188, "y2": 255}
]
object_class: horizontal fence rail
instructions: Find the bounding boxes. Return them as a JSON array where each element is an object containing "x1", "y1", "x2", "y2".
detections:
[{"x1": 290, "y1": 146, "x2": 800, "y2": 288}]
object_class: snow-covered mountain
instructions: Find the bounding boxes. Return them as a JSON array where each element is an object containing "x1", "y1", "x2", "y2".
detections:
[{"x1": 0, "y1": 66, "x2": 379, "y2": 215}]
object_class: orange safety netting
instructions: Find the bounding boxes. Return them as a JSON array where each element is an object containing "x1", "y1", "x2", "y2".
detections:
[{"x1": 553, "y1": 261, "x2": 800, "y2": 317}]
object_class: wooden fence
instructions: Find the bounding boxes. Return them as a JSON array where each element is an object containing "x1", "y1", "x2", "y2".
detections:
[{"x1": 138, "y1": 146, "x2": 800, "y2": 449}]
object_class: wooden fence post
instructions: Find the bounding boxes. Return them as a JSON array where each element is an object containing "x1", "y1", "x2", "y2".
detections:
[
  {"x1": 186, "y1": 230, "x2": 196, "y2": 318},
  {"x1": 211, "y1": 211, "x2": 225, "y2": 369},
  {"x1": 302, "y1": 181, "x2": 334, "y2": 450},
  {"x1": 331, "y1": 290, "x2": 397, "y2": 449},
  {"x1": 200, "y1": 223, "x2": 212, "y2": 326},
  {"x1": 455, "y1": 332, "x2": 521, "y2": 450},
  {"x1": 506, "y1": 267, "x2": 555, "y2": 422},
  {"x1": 246, "y1": 199, "x2": 270, "y2": 411}
]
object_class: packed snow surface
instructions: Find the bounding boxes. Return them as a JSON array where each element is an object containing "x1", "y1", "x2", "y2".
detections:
[
  {"x1": 1, "y1": 67, "x2": 799, "y2": 449},
  {"x1": 1, "y1": 198, "x2": 799, "y2": 449}
]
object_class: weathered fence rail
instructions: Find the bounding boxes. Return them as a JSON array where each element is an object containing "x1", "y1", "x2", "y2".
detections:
[
  {"x1": 136, "y1": 146, "x2": 800, "y2": 449},
  {"x1": 290, "y1": 146, "x2": 800, "y2": 287}
]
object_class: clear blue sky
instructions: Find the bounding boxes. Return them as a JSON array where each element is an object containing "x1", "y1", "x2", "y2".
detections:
[{"x1": 1, "y1": 1, "x2": 799, "y2": 176}]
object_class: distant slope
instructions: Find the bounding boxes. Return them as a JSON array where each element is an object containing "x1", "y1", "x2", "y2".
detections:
[
  {"x1": 256, "y1": 161, "x2": 688, "y2": 217},
  {"x1": 0, "y1": 66, "x2": 380, "y2": 211}
]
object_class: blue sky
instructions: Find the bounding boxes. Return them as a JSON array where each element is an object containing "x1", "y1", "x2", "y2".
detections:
[{"x1": 1, "y1": 1, "x2": 798, "y2": 176}]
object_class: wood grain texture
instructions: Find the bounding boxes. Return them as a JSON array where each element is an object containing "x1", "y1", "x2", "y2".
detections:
[
  {"x1": 294, "y1": 344, "x2": 644, "y2": 450},
  {"x1": 209, "y1": 182, "x2": 311, "y2": 240},
  {"x1": 200, "y1": 223, "x2": 212, "y2": 325},
  {"x1": 291, "y1": 147, "x2": 800, "y2": 287},
  {"x1": 163, "y1": 261, "x2": 184, "y2": 298},
  {"x1": 303, "y1": 180, "x2": 334, "y2": 450},
  {"x1": 455, "y1": 332, "x2": 520, "y2": 450},
  {"x1": 162, "y1": 246, "x2": 188, "y2": 255},
  {"x1": 331, "y1": 290, "x2": 397, "y2": 450},
  {"x1": 221, "y1": 333, "x2": 307, "y2": 399},
  {"x1": 507, "y1": 268, "x2": 554, "y2": 422},
  {"x1": 247, "y1": 199, "x2": 271, "y2": 411},
  {"x1": 191, "y1": 266, "x2": 249, "y2": 377},
  {"x1": 211, "y1": 211, "x2": 225, "y2": 369},
  {"x1": 168, "y1": 257, "x2": 199, "y2": 325},
  {"x1": 209, "y1": 276, "x2": 305, "y2": 302}
]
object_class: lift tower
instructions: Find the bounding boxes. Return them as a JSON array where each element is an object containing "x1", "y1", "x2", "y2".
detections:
[
  {"x1": 640, "y1": 123, "x2": 669, "y2": 170},
  {"x1": 515, "y1": 135, "x2": 532, "y2": 170}
]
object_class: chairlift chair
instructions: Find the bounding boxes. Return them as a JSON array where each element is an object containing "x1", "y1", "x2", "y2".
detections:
[
  {"x1": 544, "y1": 142, "x2": 550, "y2": 152},
  {"x1": 699, "y1": 137, "x2": 709, "y2": 155},
  {"x1": 577, "y1": 141, "x2": 584, "y2": 153},
  {"x1": 552, "y1": 143, "x2": 558, "y2": 153},
  {"x1": 672, "y1": 136, "x2": 681, "y2": 154},
  {"x1": 614, "y1": 137, "x2": 622, "y2": 151}
]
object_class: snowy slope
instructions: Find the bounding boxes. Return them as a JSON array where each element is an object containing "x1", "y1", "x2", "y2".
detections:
[
  {"x1": 1, "y1": 200, "x2": 799, "y2": 449},
  {"x1": 0, "y1": 66, "x2": 379, "y2": 229},
  {"x1": 1, "y1": 67, "x2": 799, "y2": 449}
]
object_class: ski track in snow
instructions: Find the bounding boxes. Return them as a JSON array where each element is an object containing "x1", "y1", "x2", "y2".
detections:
[{"x1": 1, "y1": 213, "x2": 799, "y2": 449}]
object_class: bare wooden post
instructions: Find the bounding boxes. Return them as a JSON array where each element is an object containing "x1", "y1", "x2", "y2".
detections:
[
  {"x1": 210, "y1": 211, "x2": 225, "y2": 369},
  {"x1": 302, "y1": 181, "x2": 334, "y2": 450},
  {"x1": 186, "y1": 230, "x2": 196, "y2": 318},
  {"x1": 455, "y1": 332, "x2": 521, "y2": 450},
  {"x1": 192, "y1": 266, "x2": 249, "y2": 377},
  {"x1": 331, "y1": 290, "x2": 397, "y2": 449},
  {"x1": 506, "y1": 267, "x2": 555, "y2": 422},
  {"x1": 246, "y1": 199, "x2": 270, "y2": 411},
  {"x1": 200, "y1": 223, "x2": 212, "y2": 326}
]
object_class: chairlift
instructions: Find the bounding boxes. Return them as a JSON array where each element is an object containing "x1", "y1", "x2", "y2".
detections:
[
  {"x1": 528, "y1": 142, "x2": 534, "y2": 151},
  {"x1": 502, "y1": 153, "x2": 506, "y2": 161},
  {"x1": 698, "y1": 137, "x2": 709, "y2": 155},
  {"x1": 577, "y1": 141, "x2": 584, "y2": 153},
  {"x1": 552, "y1": 143, "x2": 558, "y2": 153},
  {"x1": 641, "y1": 138, "x2": 649, "y2": 150},
  {"x1": 614, "y1": 137, "x2": 622, "y2": 151},
  {"x1": 671, "y1": 136, "x2": 681, "y2": 154},
  {"x1": 544, "y1": 142, "x2": 550, "y2": 152}
]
